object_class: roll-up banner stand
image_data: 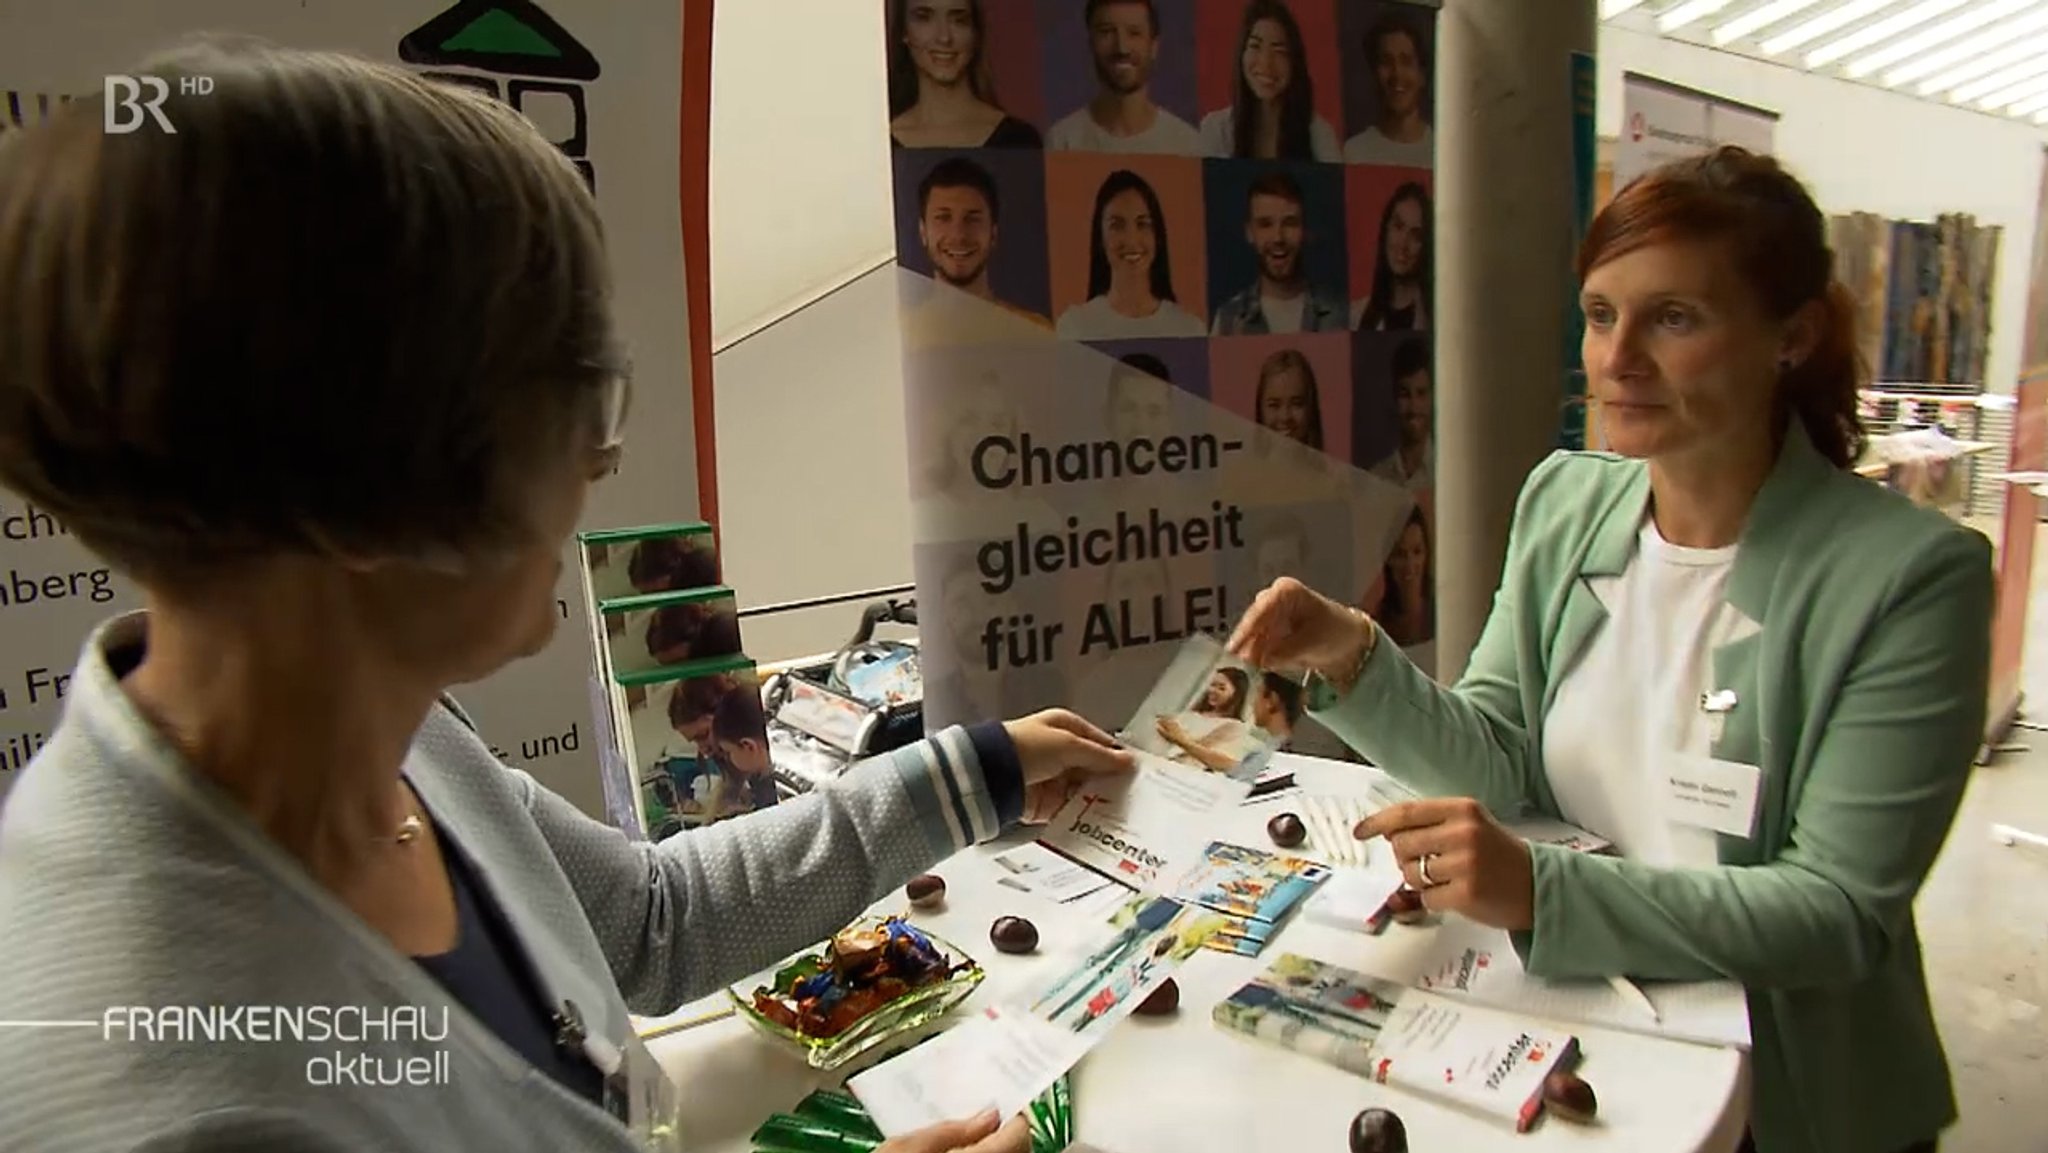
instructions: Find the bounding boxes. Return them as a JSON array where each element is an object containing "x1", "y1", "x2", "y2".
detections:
[{"x1": 890, "y1": 0, "x2": 1440, "y2": 759}]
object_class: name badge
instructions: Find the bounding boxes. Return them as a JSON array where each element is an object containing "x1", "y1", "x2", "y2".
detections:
[
  {"x1": 1662, "y1": 754, "x2": 1763, "y2": 838},
  {"x1": 599, "y1": 1031, "x2": 684, "y2": 1152}
]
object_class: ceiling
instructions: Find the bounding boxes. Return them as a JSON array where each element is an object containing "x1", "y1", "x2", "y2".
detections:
[{"x1": 1600, "y1": 0, "x2": 2048, "y2": 125}]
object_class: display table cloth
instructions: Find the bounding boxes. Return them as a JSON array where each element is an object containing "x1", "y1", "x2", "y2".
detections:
[{"x1": 642, "y1": 756, "x2": 1748, "y2": 1153}]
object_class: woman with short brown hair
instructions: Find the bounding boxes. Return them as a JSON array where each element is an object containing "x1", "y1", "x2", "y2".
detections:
[{"x1": 0, "y1": 38, "x2": 1123, "y2": 1153}]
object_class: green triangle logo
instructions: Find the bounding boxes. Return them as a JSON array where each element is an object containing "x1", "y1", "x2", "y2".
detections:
[
  {"x1": 398, "y1": 1, "x2": 600, "y2": 81},
  {"x1": 442, "y1": 9, "x2": 562, "y2": 59}
]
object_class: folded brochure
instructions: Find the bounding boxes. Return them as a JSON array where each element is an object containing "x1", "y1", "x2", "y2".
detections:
[
  {"x1": 847, "y1": 894, "x2": 1228, "y2": 1138},
  {"x1": 1169, "y1": 840, "x2": 1329, "y2": 955},
  {"x1": 1035, "y1": 750, "x2": 1250, "y2": 892},
  {"x1": 1213, "y1": 953, "x2": 1581, "y2": 1132}
]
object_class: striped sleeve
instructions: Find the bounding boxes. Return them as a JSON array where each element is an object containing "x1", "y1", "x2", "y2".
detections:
[{"x1": 876, "y1": 722, "x2": 1022, "y2": 852}]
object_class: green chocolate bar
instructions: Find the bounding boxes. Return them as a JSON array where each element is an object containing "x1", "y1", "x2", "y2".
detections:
[
  {"x1": 793, "y1": 1091, "x2": 885, "y2": 1143},
  {"x1": 749, "y1": 1114, "x2": 881, "y2": 1153}
]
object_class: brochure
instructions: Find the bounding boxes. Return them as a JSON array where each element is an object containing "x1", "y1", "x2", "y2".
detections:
[
  {"x1": 1034, "y1": 751, "x2": 1250, "y2": 891},
  {"x1": 849, "y1": 895, "x2": 1227, "y2": 1138},
  {"x1": 1169, "y1": 841, "x2": 1330, "y2": 955},
  {"x1": 991, "y1": 843, "x2": 1115, "y2": 904},
  {"x1": 1213, "y1": 953, "x2": 1581, "y2": 1132},
  {"x1": 1408, "y1": 915, "x2": 1752, "y2": 1050},
  {"x1": 1118, "y1": 635, "x2": 1295, "y2": 787}
]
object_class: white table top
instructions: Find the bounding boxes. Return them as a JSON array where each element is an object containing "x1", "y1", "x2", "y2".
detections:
[{"x1": 645, "y1": 758, "x2": 1749, "y2": 1153}]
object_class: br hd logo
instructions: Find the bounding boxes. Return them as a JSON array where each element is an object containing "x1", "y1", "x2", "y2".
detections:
[{"x1": 103, "y1": 73, "x2": 213, "y2": 135}]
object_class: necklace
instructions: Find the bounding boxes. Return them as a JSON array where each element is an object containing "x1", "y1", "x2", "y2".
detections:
[{"x1": 393, "y1": 813, "x2": 424, "y2": 845}]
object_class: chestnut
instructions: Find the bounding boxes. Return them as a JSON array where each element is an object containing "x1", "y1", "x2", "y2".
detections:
[
  {"x1": 1348, "y1": 1107, "x2": 1408, "y2": 1153},
  {"x1": 1133, "y1": 977, "x2": 1179, "y2": 1016},
  {"x1": 1543, "y1": 1070, "x2": 1598, "y2": 1124},
  {"x1": 1385, "y1": 887, "x2": 1429, "y2": 925},
  {"x1": 1266, "y1": 812, "x2": 1307, "y2": 849},
  {"x1": 989, "y1": 915, "x2": 1039, "y2": 955},
  {"x1": 905, "y1": 873, "x2": 946, "y2": 910}
]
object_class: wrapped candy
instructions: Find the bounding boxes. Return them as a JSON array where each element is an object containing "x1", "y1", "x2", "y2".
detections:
[{"x1": 750, "y1": 917, "x2": 967, "y2": 1039}]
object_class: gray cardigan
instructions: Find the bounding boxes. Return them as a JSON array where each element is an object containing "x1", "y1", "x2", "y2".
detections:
[{"x1": 0, "y1": 613, "x2": 1018, "y2": 1151}]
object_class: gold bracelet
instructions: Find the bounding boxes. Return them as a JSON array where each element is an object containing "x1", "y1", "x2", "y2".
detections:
[{"x1": 1317, "y1": 609, "x2": 1379, "y2": 697}]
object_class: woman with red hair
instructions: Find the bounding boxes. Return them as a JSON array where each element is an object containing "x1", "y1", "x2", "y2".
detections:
[{"x1": 1231, "y1": 147, "x2": 1989, "y2": 1153}]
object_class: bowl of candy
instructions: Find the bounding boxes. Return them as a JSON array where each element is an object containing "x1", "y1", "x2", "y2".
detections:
[{"x1": 727, "y1": 916, "x2": 985, "y2": 1070}]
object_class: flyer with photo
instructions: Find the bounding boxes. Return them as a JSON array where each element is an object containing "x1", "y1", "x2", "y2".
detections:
[
  {"x1": 849, "y1": 896, "x2": 1227, "y2": 1138},
  {"x1": 1119, "y1": 635, "x2": 1297, "y2": 785},
  {"x1": 1213, "y1": 954, "x2": 1581, "y2": 1132}
]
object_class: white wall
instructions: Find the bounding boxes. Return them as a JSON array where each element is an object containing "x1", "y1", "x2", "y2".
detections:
[
  {"x1": 1597, "y1": 25, "x2": 2048, "y2": 397},
  {"x1": 709, "y1": 266, "x2": 915, "y2": 665},
  {"x1": 703, "y1": 16, "x2": 2048, "y2": 666},
  {"x1": 707, "y1": 2, "x2": 894, "y2": 347}
]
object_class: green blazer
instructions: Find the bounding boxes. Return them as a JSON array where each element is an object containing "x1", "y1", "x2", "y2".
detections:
[{"x1": 1311, "y1": 425, "x2": 1994, "y2": 1153}]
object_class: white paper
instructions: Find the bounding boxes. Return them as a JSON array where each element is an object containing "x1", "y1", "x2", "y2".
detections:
[
  {"x1": 1036, "y1": 752, "x2": 1250, "y2": 891},
  {"x1": 991, "y1": 842, "x2": 1114, "y2": 903},
  {"x1": 848, "y1": 1008, "x2": 1085, "y2": 1137},
  {"x1": 1301, "y1": 867, "x2": 1406, "y2": 933},
  {"x1": 1660, "y1": 754, "x2": 1762, "y2": 838},
  {"x1": 1405, "y1": 916, "x2": 1751, "y2": 1049}
]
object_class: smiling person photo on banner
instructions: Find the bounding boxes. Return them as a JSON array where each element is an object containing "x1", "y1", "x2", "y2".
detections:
[
  {"x1": 1054, "y1": 166, "x2": 1207, "y2": 339},
  {"x1": 1197, "y1": 0, "x2": 1340, "y2": 162},
  {"x1": 1210, "y1": 168, "x2": 1348, "y2": 335},
  {"x1": 0, "y1": 41, "x2": 1137, "y2": 1153},
  {"x1": 1253, "y1": 347, "x2": 1326, "y2": 450},
  {"x1": 1046, "y1": 0, "x2": 1202, "y2": 155},
  {"x1": 1229, "y1": 147, "x2": 1993, "y2": 1153},
  {"x1": 906, "y1": 153, "x2": 1054, "y2": 329},
  {"x1": 1351, "y1": 178, "x2": 1432, "y2": 331},
  {"x1": 888, "y1": 0, "x2": 1044, "y2": 150},
  {"x1": 1341, "y1": 3, "x2": 1433, "y2": 168}
]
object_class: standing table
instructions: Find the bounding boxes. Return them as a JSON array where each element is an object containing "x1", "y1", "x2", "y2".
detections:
[{"x1": 646, "y1": 757, "x2": 1748, "y2": 1153}]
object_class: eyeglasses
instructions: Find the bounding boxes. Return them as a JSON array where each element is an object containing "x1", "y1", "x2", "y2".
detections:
[{"x1": 595, "y1": 367, "x2": 631, "y2": 452}]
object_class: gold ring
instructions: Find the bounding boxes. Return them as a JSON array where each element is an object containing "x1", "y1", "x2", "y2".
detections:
[{"x1": 1417, "y1": 853, "x2": 1439, "y2": 887}]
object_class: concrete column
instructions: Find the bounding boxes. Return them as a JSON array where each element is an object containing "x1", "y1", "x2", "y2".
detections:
[{"x1": 1434, "y1": 0, "x2": 1599, "y2": 681}]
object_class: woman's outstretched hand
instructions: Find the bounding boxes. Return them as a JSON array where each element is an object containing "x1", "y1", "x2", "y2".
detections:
[{"x1": 1225, "y1": 578, "x2": 1375, "y2": 684}]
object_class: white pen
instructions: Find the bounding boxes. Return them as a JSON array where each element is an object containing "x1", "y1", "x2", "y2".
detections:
[{"x1": 1608, "y1": 975, "x2": 1662, "y2": 1023}]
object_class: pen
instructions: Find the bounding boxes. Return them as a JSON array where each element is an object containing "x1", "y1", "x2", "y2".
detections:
[{"x1": 1607, "y1": 975, "x2": 1662, "y2": 1024}]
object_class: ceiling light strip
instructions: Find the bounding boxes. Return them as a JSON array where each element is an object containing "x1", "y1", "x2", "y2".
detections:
[
  {"x1": 1920, "y1": 29, "x2": 2048, "y2": 95},
  {"x1": 1763, "y1": 0, "x2": 1901, "y2": 55},
  {"x1": 1714, "y1": 0, "x2": 1830, "y2": 44},
  {"x1": 1984, "y1": 71, "x2": 2048, "y2": 109},
  {"x1": 1807, "y1": 0, "x2": 1974, "y2": 68},
  {"x1": 1887, "y1": 4, "x2": 2048, "y2": 85},
  {"x1": 1847, "y1": 0, "x2": 2045, "y2": 78},
  {"x1": 1661, "y1": 0, "x2": 1738, "y2": 32},
  {"x1": 1953, "y1": 47, "x2": 2048, "y2": 102}
]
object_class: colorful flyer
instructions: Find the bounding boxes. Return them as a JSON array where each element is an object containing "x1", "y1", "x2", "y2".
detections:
[
  {"x1": 1170, "y1": 841, "x2": 1330, "y2": 954},
  {"x1": 1214, "y1": 953, "x2": 1581, "y2": 1132}
]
